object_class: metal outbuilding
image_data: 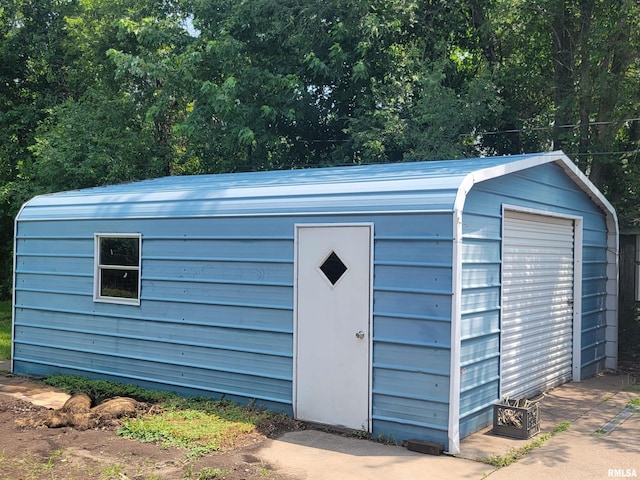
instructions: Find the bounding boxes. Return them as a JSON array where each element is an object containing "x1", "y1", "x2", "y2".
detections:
[{"x1": 12, "y1": 151, "x2": 617, "y2": 453}]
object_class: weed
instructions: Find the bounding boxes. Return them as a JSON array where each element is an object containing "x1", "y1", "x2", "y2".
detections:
[
  {"x1": 119, "y1": 406, "x2": 261, "y2": 457},
  {"x1": 259, "y1": 460, "x2": 272, "y2": 477},
  {"x1": 552, "y1": 421, "x2": 571, "y2": 433},
  {"x1": 193, "y1": 467, "x2": 230, "y2": 479},
  {"x1": 2, "y1": 450, "x2": 66, "y2": 479},
  {"x1": 350, "y1": 429, "x2": 370, "y2": 440},
  {"x1": 375, "y1": 433, "x2": 398, "y2": 445},
  {"x1": 101, "y1": 463, "x2": 126, "y2": 479},
  {"x1": 43, "y1": 449, "x2": 65, "y2": 470},
  {"x1": 627, "y1": 398, "x2": 640, "y2": 408},
  {"x1": 40, "y1": 379, "x2": 277, "y2": 458},
  {"x1": 42, "y1": 375, "x2": 289, "y2": 468},
  {"x1": 477, "y1": 421, "x2": 571, "y2": 468}
]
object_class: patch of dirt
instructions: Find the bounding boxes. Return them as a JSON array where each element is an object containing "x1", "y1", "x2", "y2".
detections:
[
  {"x1": 0, "y1": 375, "x2": 304, "y2": 480},
  {"x1": 616, "y1": 358, "x2": 640, "y2": 388},
  {"x1": 617, "y1": 358, "x2": 640, "y2": 376}
]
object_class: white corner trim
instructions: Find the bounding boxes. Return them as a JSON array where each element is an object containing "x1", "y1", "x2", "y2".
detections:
[
  {"x1": 447, "y1": 209, "x2": 463, "y2": 455},
  {"x1": 10, "y1": 203, "x2": 32, "y2": 374},
  {"x1": 573, "y1": 218, "x2": 584, "y2": 381}
]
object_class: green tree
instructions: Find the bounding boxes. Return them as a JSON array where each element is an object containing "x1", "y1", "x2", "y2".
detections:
[
  {"x1": 0, "y1": 0, "x2": 195, "y2": 296},
  {"x1": 180, "y1": 0, "x2": 505, "y2": 167},
  {"x1": 0, "y1": 0, "x2": 82, "y2": 298},
  {"x1": 483, "y1": 0, "x2": 640, "y2": 218},
  {"x1": 2, "y1": 0, "x2": 640, "y2": 306},
  {"x1": 29, "y1": 0, "x2": 195, "y2": 190}
]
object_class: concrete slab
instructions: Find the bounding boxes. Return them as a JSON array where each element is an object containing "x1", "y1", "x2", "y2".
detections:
[
  {"x1": 0, "y1": 374, "x2": 70, "y2": 409},
  {"x1": 459, "y1": 372, "x2": 640, "y2": 462},
  {"x1": 469, "y1": 374, "x2": 640, "y2": 480},
  {"x1": 259, "y1": 373, "x2": 640, "y2": 479},
  {"x1": 486, "y1": 422, "x2": 640, "y2": 479},
  {"x1": 257, "y1": 430, "x2": 493, "y2": 480}
]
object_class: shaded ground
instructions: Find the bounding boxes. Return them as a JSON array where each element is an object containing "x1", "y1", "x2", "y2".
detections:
[
  {"x1": 618, "y1": 357, "x2": 640, "y2": 378},
  {"x1": 0, "y1": 376, "x2": 303, "y2": 480}
]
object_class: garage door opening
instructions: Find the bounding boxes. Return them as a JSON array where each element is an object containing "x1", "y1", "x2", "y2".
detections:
[{"x1": 500, "y1": 209, "x2": 582, "y2": 399}]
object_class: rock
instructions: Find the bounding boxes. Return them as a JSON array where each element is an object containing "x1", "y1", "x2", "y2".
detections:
[
  {"x1": 61, "y1": 393, "x2": 92, "y2": 413},
  {"x1": 92, "y1": 397, "x2": 139, "y2": 419},
  {"x1": 19, "y1": 394, "x2": 140, "y2": 430}
]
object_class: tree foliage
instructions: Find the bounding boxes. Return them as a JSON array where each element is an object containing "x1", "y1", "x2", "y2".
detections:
[{"x1": 1, "y1": 0, "x2": 640, "y2": 306}]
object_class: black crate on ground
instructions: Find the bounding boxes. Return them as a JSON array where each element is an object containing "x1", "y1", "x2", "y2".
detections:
[{"x1": 492, "y1": 402, "x2": 540, "y2": 439}]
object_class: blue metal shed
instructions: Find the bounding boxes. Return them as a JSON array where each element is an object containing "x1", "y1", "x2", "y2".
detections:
[{"x1": 12, "y1": 151, "x2": 617, "y2": 454}]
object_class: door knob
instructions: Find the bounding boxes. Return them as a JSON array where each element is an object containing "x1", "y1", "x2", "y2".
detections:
[{"x1": 355, "y1": 331, "x2": 365, "y2": 339}]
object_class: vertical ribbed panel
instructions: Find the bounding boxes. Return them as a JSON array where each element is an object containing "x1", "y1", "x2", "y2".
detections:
[{"x1": 501, "y1": 211, "x2": 574, "y2": 399}]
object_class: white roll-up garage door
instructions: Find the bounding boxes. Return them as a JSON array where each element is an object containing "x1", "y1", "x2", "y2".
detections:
[{"x1": 501, "y1": 210, "x2": 575, "y2": 399}]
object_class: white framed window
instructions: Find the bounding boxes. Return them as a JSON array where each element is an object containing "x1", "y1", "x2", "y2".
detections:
[{"x1": 94, "y1": 234, "x2": 141, "y2": 305}]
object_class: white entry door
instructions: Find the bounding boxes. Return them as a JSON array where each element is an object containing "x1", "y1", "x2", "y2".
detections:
[{"x1": 295, "y1": 224, "x2": 372, "y2": 431}]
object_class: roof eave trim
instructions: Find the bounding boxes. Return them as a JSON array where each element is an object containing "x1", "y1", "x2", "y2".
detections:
[{"x1": 453, "y1": 150, "x2": 617, "y2": 221}]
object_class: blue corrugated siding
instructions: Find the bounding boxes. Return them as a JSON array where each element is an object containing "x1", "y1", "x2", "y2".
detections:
[
  {"x1": 581, "y1": 227, "x2": 609, "y2": 377},
  {"x1": 458, "y1": 163, "x2": 609, "y2": 437},
  {"x1": 14, "y1": 216, "x2": 297, "y2": 409},
  {"x1": 458, "y1": 208, "x2": 502, "y2": 438},
  {"x1": 14, "y1": 208, "x2": 456, "y2": 445},
  {"x1": 371, "y1": 211, "x2": 453, "y2": 444}
]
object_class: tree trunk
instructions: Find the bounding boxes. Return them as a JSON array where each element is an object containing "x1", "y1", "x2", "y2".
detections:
[
  {"x1": 576, "y1": 0, "x2": 594, "y2": 171},
  {"x1": 550, "y1": 0, "x2": 575, "y2": 152}
]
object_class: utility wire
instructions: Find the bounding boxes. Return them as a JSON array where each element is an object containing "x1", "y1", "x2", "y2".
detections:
[
  {"x1": 460, "y1": 117, "x2": 640, "y2": 137},
  {"x1": 567, "y1": 149, "x2": 640, "y2": 157}
]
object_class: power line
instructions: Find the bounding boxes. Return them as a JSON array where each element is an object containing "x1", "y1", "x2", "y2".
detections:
[
  {"x1": 462, "y1": 117, "x2": 640, "y2": 137},
  {"x1": 567, "y1": 149, "x2": 640, "y2": 157}
]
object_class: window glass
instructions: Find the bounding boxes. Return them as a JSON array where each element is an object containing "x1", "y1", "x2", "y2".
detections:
[
  {"x1": 100, "y1": 269, "x2": 139, "y2": 299},
  {"x1": 100, "y1": 237, "x2": 139, "y2": 266}
]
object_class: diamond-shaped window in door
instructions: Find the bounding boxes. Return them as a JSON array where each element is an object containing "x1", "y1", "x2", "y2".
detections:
[{"x1": 319, "y1": 251, "x2": 348, "y2": 286}]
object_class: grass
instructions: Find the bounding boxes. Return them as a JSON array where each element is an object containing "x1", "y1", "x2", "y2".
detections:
[
  {"x1": 119, "y1": 396, "x2": 272, "y2": 457},
  {"x1": 186, "y1": 467, "x2": 231, "y2": 479},
  {"x1": 100, "y1": 463, "x2": 126, "y2": 479},
  {"x1": 0, "y1": 301, "x2": 11, "y2": 360},
  {"x1": 258, "y1": 460, "x2": 272, "y2": 477},
  {"x1": 44, "y1": 375, "x2": 278, "y2": 458},
  {"x1": 477, "y1": 421, "x2": 571, "y2": 468}
]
